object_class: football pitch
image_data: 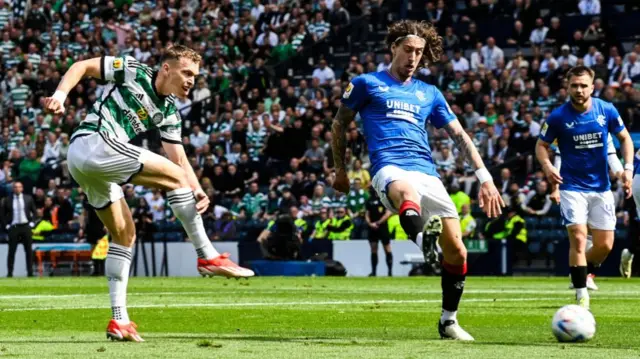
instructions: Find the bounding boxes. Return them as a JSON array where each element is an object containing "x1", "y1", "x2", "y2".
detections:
[{"x1": 1, "y1": 277, "x2": 640, "y2": 359}]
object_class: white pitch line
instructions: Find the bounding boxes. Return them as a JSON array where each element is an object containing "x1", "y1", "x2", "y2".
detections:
[
  {"x1": 0, "y1": 297, "x2": 584, "y2": 312},
  {"x1": 3, "y1": 288, "x2": 640, "y2": 300}
]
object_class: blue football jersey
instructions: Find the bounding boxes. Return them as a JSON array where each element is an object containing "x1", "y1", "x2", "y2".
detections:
[
  {"x1": 341, "y1": 70, "x2": 456, "y2": 178},
  {"x1": 540, "y1": 98, "x2": 625, "y2": 192}
]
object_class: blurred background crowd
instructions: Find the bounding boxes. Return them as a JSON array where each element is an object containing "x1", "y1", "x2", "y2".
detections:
[{"x1": 1, "y1": 0, "x2": 640, "y2": 268}]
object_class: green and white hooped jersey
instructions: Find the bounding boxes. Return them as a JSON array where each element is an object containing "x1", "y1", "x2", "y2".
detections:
[{"x1": 71, "y1": 55, "x2": 182, "y2": 144}]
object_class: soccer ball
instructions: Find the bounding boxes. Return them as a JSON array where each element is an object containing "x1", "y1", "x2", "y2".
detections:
[{"x1": 551, "y1": 305, "x2": 596, "y2": 342}]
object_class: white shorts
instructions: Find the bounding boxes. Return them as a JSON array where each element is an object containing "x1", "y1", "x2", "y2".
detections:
[
  {"x1": 371, "y1": 165, "x2": 459, "y2": 219},
  {"x1": 560, "y1": 190, "x2": 616, "y2": 231},
  {"x1": 633, "y1": 175, "x2": 640, "y2": 219},
  {"x1": 68, "y1": 132, "x2": 151, "y2": 209}
]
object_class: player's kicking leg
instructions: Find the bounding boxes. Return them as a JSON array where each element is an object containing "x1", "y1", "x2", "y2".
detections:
[
  {"x1": 381, "y1": 173, "x2": 473, "y2": 340},
  {"x1": 130, "y1": 154, "x2": 254, "y2": 278}
]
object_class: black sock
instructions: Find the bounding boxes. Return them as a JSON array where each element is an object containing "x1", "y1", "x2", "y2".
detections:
[
  {"x1": 441, "y1": 262, "x2": 466, "y2": 312},
  {"x1": 587, "y1": 262, "x2": 599, "y2": 275},
  {"x1": 371, "y1": 252, "x2": 378, "y2": 275},
  {"x1": 386, "y1": 252, "x2": 393, "y2": 274},
  {"x1": 399, "y1": 201, "x2": 423, "y2": 242},
  {"x1": 570, "y1": 266, "x2": 588, "y2": 289}
]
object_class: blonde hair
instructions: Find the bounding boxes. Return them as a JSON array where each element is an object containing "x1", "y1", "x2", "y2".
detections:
[{"x1": 162, "y1": 45, "x2": 202, "y2": 64}]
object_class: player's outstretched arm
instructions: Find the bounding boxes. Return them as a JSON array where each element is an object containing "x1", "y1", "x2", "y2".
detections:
[
  {"x1": 43, "y1": 57, "x2": 102, "y2": 115},
  {"x1": 331, "y1": 105, "x2": 356, "y2": 193},
  {"x1": 163, "y1": 141, "x2": 210, "y2": 213},
  {"x1": 443, "y1": 119, "x2": 505, "y2": 217}
]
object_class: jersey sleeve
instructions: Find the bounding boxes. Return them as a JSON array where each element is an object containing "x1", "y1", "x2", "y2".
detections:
[
  {"x1": 158, "y1": 107, "x2": 182, "y2": 144},
  {"x1": 539, "y1": 112, "x2": 559, "y2": 143},
  {"x1": 102, "y1": 55, "x2": 140, "y2": 84},
  {"x1": 429, "y1": 87, "x2": 457, "y2": 129},
  {"x1": 606, "y1": 102, "x2": 625, "y2": 135},
  {"x1": 341, "y1": 75, "x2": 368, "y2": 112}
]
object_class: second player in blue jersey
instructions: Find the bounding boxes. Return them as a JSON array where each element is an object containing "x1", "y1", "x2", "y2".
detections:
[{"x1": 536, "y1": 66, "x2": 634, "y2": 310}]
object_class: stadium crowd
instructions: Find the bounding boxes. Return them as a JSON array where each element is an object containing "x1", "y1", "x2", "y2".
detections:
[{"x1": 0, "y1": 0, "x2": 639, "y2": 263}]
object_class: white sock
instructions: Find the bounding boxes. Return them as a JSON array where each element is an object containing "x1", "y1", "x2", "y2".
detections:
[
  {"x1": 167, "y1": 188, "x2": 219, "y2": 260},
  {"x1": 441, "y1": 309, "x2": 457, "y2": 324},
  {"x1": 106, "y1": 243, "x2": 132, "y2": 325},
  {"x1": 415, "y1": 232, "x2": 423, "y2": 249},
  {"x1": 576, "y1": 287, "x2": 589, "y2": 300}
]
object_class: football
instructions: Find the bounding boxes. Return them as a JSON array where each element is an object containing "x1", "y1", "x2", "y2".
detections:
[{"x1": 551, "y1": 305, "x2": 596, "y2": 342}]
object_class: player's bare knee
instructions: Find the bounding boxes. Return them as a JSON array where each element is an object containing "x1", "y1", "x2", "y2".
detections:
[
  {"x1": 593, "y1": 240, "x2": 613, "y2": 253},
  {"x1": 447, "y1": 246, "x2": 467, "y2": 264},
  {"x1": 110, "y1": 225, "x2": 136, "y2": 247},
  {"x1": 165, "y1": 171, "x2": 190, "y2": 191}
]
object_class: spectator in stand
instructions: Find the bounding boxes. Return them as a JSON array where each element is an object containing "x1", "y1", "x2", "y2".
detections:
[{"x1": 522, "y1": 180, "x2": 552, "y2": 217}]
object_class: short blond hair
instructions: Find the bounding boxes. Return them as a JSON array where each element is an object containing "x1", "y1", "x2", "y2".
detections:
[{"x1": 162, "y1": 45, "x2": 202, "y2": 64}]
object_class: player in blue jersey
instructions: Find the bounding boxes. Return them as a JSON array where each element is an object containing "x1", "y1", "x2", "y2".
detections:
[
  {"x1": 553, "y1": 135, "x2": 624, "y2": 290},
  {"x1": 331, "y1": 20, "x2": 504, "y2": 340},
  {"x1": 536, "y1": 66, "x2": 634, "y2": 310}
]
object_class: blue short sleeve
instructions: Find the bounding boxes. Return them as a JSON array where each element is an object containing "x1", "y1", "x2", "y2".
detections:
[
  {"x1": 341, "y1": 75, "x2": 368, "y2": 112},
  {"x1": 429, "y1": 88, "x2": 457, "y2": 129},
  {"x1": 539, "y1": 112, "x2": 559, "y2": 143},
  {"x1": 606, "y1": 102, "x2": 625, "y2": 135}
]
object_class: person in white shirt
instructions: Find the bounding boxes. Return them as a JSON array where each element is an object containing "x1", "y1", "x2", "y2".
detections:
[
  {"x1": 451, "y1": 49, "x2": 470, "y2": 72},
  {"x1": 529, "y1": 18, "x2": 548, "y2": 46},
  {"x1": 148, "y1": 190, "x2": 166, "y2": 222},
  {"x1": 557, "y1": 45, "x2": 578, "y2": 67},
  {"x1": 481, "y1": 37, "x2": 504, "y2": 71},
  {"x1": 311, "y1": 59, "x2": 335, "y2": 87},
  {"x1": 622, "y1": 52, "x2": 640, "y2": 83},
  {"x1": 189, "y1": 125, "x2": 209, "y2": 150},
  {"x1": 578, "y1": 0, "x2": 600, "y2": 15},
  {"x1": 582, "y1": 46, "x2": 602, "y2": 68},
  {"x1": 377, "y1": 54, "x2": 391, "y2": 72},
  {"x1": 470, "y1": 42, "x2": 483, "y2": 72},
  {"x1": 192, "y1": 78, "x2": 211, "y2": 103}
]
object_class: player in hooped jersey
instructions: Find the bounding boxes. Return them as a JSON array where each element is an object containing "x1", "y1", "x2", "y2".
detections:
[
  {"x1": 331, "y1": 20, "x2": 504, "y2": 340},
  {"x1": 536, "y1": 66, "x2": 634, "y2": 310},
  {"x1": 43, "y1": 46, "x2": 254, "y2": 342}
]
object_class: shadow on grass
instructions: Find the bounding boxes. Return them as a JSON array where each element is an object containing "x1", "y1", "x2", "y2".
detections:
[{"x1": 158, "y1": 335, "x2": 392, "y2": 346}]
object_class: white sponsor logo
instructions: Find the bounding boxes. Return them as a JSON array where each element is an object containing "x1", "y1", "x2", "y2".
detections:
[
  {"x1": 618, "y1": 116, "x2": 624, "y2": 127},
  {"x1": 573, "y1": 132, "x2": 604, "y2": 149}
]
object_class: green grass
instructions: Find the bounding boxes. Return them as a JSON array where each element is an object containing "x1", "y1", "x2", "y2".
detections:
[{"x1": 1, "y1": 277, "x2": 640, "y2": 358}]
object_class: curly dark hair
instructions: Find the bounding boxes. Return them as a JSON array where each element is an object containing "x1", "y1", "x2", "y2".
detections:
[{"x1": 385, "y1": 20, "x2": 444, "y2": 67}]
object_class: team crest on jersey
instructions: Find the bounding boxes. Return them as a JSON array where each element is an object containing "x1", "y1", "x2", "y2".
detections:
[
  {"x1": 415, "y1": 90, "x2": 425, "y2": 102},
  {"x1": 113, "y1": 58, "x2": 123, "y2": 70},
  {"x1": 596, "y1": 115, "x2": 606, "y2": 127},
  {"x1": 152, "y1": 113, "x2": 163, "y2": 125},
  {"x1": 136, "y1": 108, "x2": 148, "y2": 121},
  {"x1": 565, "y1": 121, "x2": 575, "y2": 129},
  {"x1": 343, "y1": 83, "x2": 354, "y2": 99}
]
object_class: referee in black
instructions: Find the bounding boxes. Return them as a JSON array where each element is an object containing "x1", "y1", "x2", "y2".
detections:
[{"x1": 365, "y1": 188, "x2": 393, "y2": 277}]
